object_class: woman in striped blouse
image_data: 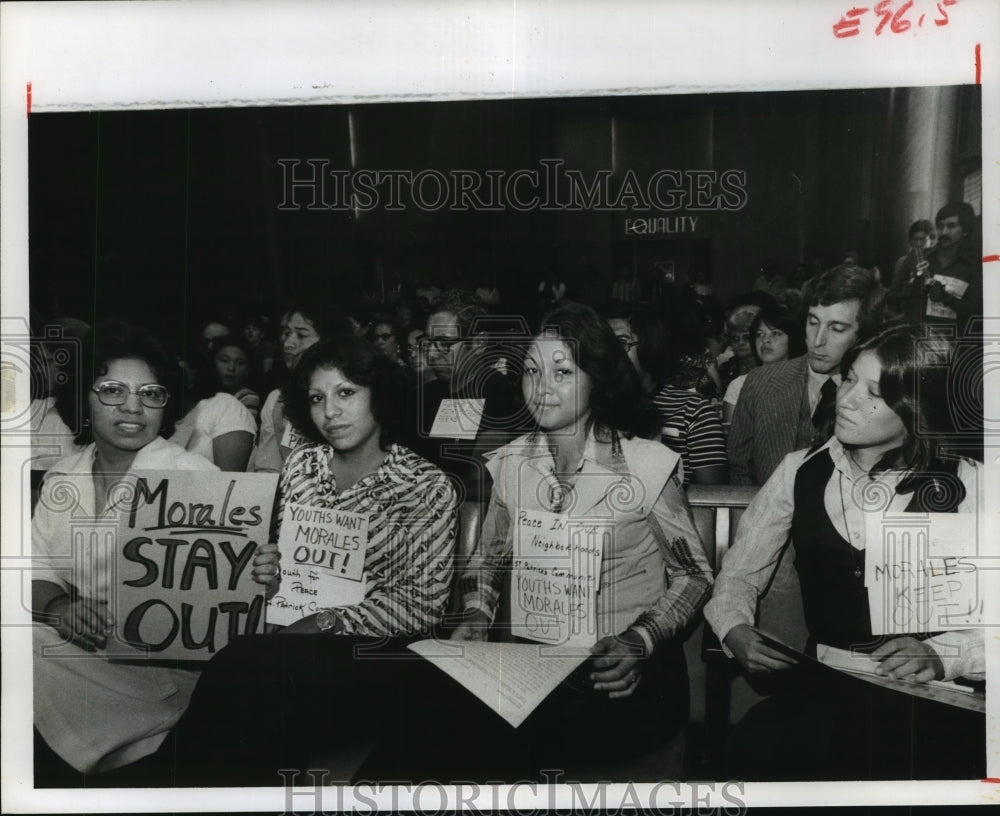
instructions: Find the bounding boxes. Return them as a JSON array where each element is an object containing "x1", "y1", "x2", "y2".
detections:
[{"x1": 273, "y1": 334, "x2": 459, "y2": 636}]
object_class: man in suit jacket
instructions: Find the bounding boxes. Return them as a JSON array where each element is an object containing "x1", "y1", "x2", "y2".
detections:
[
  {"x1": 729, "y1": 265, "x2": 886, "y2": 486},
  {"x1": 724, "y1": 265, "x2": 886, "y2": 656}
]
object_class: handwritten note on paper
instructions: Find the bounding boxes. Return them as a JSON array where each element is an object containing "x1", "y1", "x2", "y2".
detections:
[
  {"x1": 429, "y1": 398, "x2": 485, "y2": 440},
  {"x1": 832, "y1": 0, "x2": 957, "y2": 39},
  {"x1": 509, "y1": 508, "x2": 604, "y2": 647},
  {"x1": 407, "y1": 640, "x2": 588, "y2": 727},
  {"x1": 112, "y1": 471, "x2": 278, "y2": 660},
  {"x1": 267, "y1": 503, "x2": 368, "y2": 626},
  {"x1": 864, "y1": 512, "x2": 981, "y2": 635}
]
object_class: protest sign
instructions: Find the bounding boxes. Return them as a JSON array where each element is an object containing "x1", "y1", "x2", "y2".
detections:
[
  {"x1": 865, "y1": 512, "x2": 982, "y2": 634},
  {"x1": 429, "y1": 398, "x2": 485, "y2": 439},
  {"x1": 267, "y1": 502, "x2": 369, "y2": 626},
  {"x1": 113, "y1": 471, "x2": 279, "y2": 660},
  {"x1": 509, "y1": 508, "x2": 604, "y2": 647}
]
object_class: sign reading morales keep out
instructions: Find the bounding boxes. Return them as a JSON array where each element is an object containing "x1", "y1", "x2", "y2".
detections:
[{"x1": 113, "y1": 471, "x2": 279, "y2": 660}]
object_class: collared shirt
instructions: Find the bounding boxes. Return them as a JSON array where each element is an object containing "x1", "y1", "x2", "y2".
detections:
[
  {"x1": 276, "y1": 442, "x2": 458, "y2": 636},
  {"x1": 703, "y1": 438, "x2": 983, "y2": 681},
  {"x1": 32, "y1": 437, "x2": 220, "y2": 598},
  {"x1": 460, "y1": 430, "x2": 713, "y2": 652},
  {"x1": 806, "y1": 367, "x2": 841, "y2": 415}
]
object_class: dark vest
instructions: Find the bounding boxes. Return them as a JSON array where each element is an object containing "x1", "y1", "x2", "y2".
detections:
[{"x1": 790, "y1": 449, "x2": 958, "y2": 652}]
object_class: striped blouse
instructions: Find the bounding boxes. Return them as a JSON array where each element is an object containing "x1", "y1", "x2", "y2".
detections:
[
  {"x1": 651, "y1": 385, "x2": 728, "y2": 485},
  {"x1": 276, "y1": 443, "x2": 459, "y2": 637}
]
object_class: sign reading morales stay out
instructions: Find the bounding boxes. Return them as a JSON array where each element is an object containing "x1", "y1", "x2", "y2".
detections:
[{"x1": 111, "y1": 470, "x2": 278, "y2": 661}]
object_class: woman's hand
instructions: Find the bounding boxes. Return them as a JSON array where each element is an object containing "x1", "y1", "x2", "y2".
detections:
[
  {"x1": 47, "y1": 595, "x2": 113, "y2": 652},
  {"x1": 590, "y1": 630, "x2": 647, "y2": 699},
  {"x1": 279, "y1": 613, "x2": 320, "y2": 635},
  {"x1": 872, "y1": 637, "x2": 944, "y2": 683},
  {"x1": 251, "y1": 542, "x2": 281, "y2": 600},
  {"x1": 723, "y1": 624, "x2": 797, "y2": 674},
  {"x1": 449, "y1": 609, "x2": 491, "y2": 642}
]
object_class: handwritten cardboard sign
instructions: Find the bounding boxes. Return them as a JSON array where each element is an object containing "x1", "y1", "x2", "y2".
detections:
[
  {"x1": 865, "y1": 512, "x2": 981, "y2": 634},
  {"x1": 509, "y1": 508, "x2": 604, "y2": 647},
  {"x1": 267, "y1": 502, "x2": 369, "y2": 626},
  {"x1": 429, "y1": 398, "x2": 485, "y2": 440},
  {"x1": 113, "y1": 471, "x2": 278, "y2": 660}
]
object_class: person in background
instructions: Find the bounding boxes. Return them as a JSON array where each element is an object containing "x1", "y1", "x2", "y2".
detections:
[
  {"x1": 706, "y1": 325, "x2": 983, "y2": 780},
  {"x1": 248, "y1": 302, "x2": 352, "y2": 473},
  {"x1": 606, "y1": 304, "x2": 727, "y2": 485},
  {"x1": 208, "y1": 334, "x2": 261, "y2": 423},
  {"x1": 723, "y1": 304, "x2": 806, "y2": 426},
  {"x1": 170, "y1": 335, "x2": 258, "y2": 471},
  {"x1": 728, "y1": 266, "x2": 884, "y2": 487},
  {"x1": 889, "y1": 203, "x2": 981, "y2": 334},
  {"x1": 405, "y1": 326, "x2": 436, "y2": 386},
  {"x1": 368, "y1": 312, "x2": 406, "y2": 366},
  {"x1": 242, "y1": 314, "x2": 275, "y2": 382},
  {"x1": 31, "y1": 321, "x2": 278, "y2": 784}
]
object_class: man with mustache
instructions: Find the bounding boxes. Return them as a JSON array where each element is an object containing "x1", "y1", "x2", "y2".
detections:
[{"x1": 891, "y1": 201, "x2": 982, "y2": 334}]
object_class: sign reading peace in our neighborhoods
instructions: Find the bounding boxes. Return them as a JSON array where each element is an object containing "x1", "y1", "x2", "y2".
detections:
[
  {"x1": 113, "y1": 471, "x2": 279, "y2": 660},
  {"x1": 509, "y1": 508, "x2": 604, "y2": 647}
]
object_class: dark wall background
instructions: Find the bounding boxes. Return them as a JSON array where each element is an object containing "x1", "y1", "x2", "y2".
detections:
[{"x1": 29, "y1": 86, "x2": 980, "y2": 355}]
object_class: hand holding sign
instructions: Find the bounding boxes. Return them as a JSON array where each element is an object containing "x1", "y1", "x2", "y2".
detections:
[
  {"x1": 267, "y1": 502, "x2": 369, "y2": 626},
  {"x1": 113, "y1": 470, "x2": 279, "y2": 660}
]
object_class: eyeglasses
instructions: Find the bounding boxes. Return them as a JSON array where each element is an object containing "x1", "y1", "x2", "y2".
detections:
[
  {"x1": 616, "y1": 336, "x2": 639, "y2": 352},
  {"x1": 91, "y1": 381, "x2": 170, "y2": 408},
  {"x1": 727, "y1": 333, "x2": 750, "y2": 343},
  {"x1": 426, "y1": 335, "x2": 462, "y2": 350}
]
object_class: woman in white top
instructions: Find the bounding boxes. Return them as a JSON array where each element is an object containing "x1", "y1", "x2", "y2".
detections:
[{"x1": 31, "y1": 322, "x2": 279, "y2": 780}]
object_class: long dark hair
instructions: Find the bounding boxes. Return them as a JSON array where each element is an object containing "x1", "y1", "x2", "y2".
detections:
[
  {"x1": 282, "y1": 335, "x2": 408, "y2": 451},
  {"x1": 535, "y1": 302, "x2": 659, "y2": 440},
  {"x1": 839, "y1": 324, "x2": 968, "y2": 509},
  {"x1": 58, "y1": 321, "x2": 182, "y2": 445}
]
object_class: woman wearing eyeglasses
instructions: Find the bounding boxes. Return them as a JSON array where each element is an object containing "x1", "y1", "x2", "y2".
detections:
[{"x1": 30, "y1": 322, "x2": 279, "y2": 782}]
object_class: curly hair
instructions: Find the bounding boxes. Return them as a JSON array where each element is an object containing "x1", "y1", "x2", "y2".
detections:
[
  {"x1": 59, "y1": 320, "x2": 182, "y2": 445},
  {"x1": 839, "y1": 324, "x2": 968, "y2": 508},
  {"x1": 281, "y1": 335, "x2": 409, "y2": 450},
  {"x1": 535, "y1": 302, "x2": 659, "y2": 440}
]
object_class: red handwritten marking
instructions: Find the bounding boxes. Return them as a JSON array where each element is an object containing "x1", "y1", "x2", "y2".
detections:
[
  {"x1": 982, "y1": 778, "x2": 1000, "y2": 783},
  {"x1": 26, "y1": 82, "x2": 31, "y2": 117},
  {"x1": 976, "y1": 43, "x2": 982, "y2": 84},
  {"x1": 983, "y1": 255, "x2": 999, "y2": 263}
]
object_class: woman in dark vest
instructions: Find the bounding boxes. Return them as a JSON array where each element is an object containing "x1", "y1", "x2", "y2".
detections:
[{"x1": 704, "y1": 324, "x2": 984, "y2": 780}]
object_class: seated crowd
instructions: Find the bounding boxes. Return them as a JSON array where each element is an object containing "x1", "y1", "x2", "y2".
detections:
[{"x1": 28, "y1": 203, "x2": 986, "y2": 784}]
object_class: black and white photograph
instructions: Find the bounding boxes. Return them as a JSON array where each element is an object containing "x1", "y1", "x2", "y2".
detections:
[{"x1": 2, "y1": 2, "x2": 998, "y2": 813}]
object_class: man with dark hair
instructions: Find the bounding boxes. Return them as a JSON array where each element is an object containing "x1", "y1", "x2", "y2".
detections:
[
  {"x1": 889, "y1": 202, "x2": 981, "y2": 333},
  {"x1": 729, "y1": 264, "x2": 885, "y2": 487}
]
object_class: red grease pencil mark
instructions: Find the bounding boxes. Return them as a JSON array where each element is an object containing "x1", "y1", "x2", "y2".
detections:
[
  {"x1": 26, "y1": 82, "x2": 32, "y2": 117},
  {"x1": 983, "y1": 255, "x2": 1000, "y2": 263},
  {"x1": 975, "y1": 44, "x2": 982, "y2": 84},
  {"x1": 982, "y1": 778, "x2": 1000, "y2": 783}
]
